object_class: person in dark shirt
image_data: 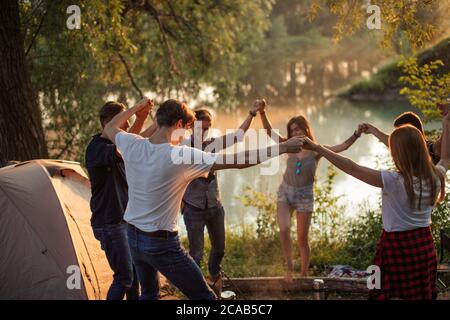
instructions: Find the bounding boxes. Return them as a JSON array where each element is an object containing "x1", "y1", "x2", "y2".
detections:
[
  {"x1": 181, "y1": 101, "x2": 263, "y2": 296},
  {"x1": 86, "y1": 99, "x2": 152, "y2": 300}
]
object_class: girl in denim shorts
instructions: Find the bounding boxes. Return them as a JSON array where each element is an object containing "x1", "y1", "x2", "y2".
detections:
[{"x1": 259, "y1": 104, "x2": 362, "y2": 280}]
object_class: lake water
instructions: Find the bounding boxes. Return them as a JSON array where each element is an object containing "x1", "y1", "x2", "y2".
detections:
[{"x1": 178, "y1": 98, "x2": 440, "y2": 231}]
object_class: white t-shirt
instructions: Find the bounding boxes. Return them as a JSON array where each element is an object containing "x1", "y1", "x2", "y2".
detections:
[
  {"x1": 381, "y1": 166, "x2": 444, "y2": 232},
  {"x1": 115, "y1": 132, "x2": 218, "y2": 232}
]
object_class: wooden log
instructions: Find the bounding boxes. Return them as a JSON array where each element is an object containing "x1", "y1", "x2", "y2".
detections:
[{"x1": 224, "y1": 276, "x2": 369, "y2": 294}]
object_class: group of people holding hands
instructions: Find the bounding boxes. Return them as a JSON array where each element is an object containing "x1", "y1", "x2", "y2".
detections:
[{"x1": 86, "y1": 96, "x2": 450, "y2": 300}]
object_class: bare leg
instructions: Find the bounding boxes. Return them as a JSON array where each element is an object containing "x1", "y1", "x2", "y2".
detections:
[
  {"x1": 296, "y1": 212, "x2": 312, "y2": 277},
  {"x1": 277, "y1": 201, "x2": 293, "y2": 282}
]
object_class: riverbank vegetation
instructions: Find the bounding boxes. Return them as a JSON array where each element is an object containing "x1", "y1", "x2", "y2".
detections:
[
  {"x1": 184, "y1": 166, "x2": 450, "y2": 277},
  {"x1": 340, "y1": 37, "x2": 450, "y2": 103}
]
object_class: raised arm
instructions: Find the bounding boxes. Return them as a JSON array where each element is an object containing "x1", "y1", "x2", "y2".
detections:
[
  {"x1": 302, "y1": 137, "x2": 382, "y2": 188},
  {"x1": 259, "y1": 100, "x2": 287, "y2": 143},
  {"x1": 209, "y1": 100, "x2": 264, "y2": 152},
  {"x1": 321, "y1": 128, "x2": 362, "y2": 155},
  {"x1": 128, "y1": 98, "x2": 153, "y2": 134},
  {"x1": 211, "y1": 136, "x2": 303, "y2": 170},
  {"x1": 361, "y1": 123, "x2": 389, "y2": 146},
  {"x1": 104, "y1": 98, "x2": 152, "y2": 142},
  {"x1": 238, "y1": 100, "x2": 262, "y2": 134}
]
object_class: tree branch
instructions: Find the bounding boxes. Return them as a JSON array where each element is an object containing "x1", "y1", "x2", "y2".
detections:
[
  {"x1": 117, "y1": 52, "x2": 155, "y2": 121},
  {"x1": 143, "y1": 1, "x2": 178, "y2": 75},
  {"x1": 54, "y1": 131, "x2": 76, "y2": 159},
  {"x1": 25, "y1": 2, "x2": 50, "y2": 57},
  {"x1": 21, "y1": 0, "x2": 45, "y2": 29},
  {"x1": 118, "y1": 52, "x2": 144, "y2": 99}
]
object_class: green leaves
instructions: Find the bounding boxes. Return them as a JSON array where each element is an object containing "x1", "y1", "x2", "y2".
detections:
[
  {"x1": 399, "y1": 56, "x2": 450, "y2": 121},
  {"x1": 20, "y1": 0, "x2": 272, "y2": 161},
  {"x1": 238, "y1": 186, "x2": 278, "y2": 240},
  {"x1": 432, "y1": 191, "x2": 450, "y2": 251},
  {"x1": 309, "y1": 0, "x2": 445, "y2": 51}
]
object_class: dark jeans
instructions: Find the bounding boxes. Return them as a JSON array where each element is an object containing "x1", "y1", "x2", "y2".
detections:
[
  {"x1": 93, "y1": 222, "x2": 139, "y2": 300},
  {"x1": 127, "y1": 225, "x2": 216, "y2": 300},
  {"x1": 183, "y1": 204, "x2": 225, "y2": 277}
]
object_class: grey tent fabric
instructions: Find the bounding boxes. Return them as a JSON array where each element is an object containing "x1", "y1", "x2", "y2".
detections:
[{"x1": 0, "y1": 160, "x2": 112, "y2": 300}]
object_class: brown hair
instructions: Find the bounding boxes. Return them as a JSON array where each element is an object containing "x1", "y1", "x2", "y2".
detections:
[
  {"x1": 156, "y1": 99, "x2": 195, "y2": 128},
  {"x1": 99, "y1": 101, "x2": 125, "y2": 127},
  {"x1": 194, "y1": 108, "x2": 213, "y2": 122},
  {"x1": 286, "y1": 115, "x2": 316, "y2": 141},
  {"x1": 393, "y1": 112, "x2": 424, "y2": 134},
  {"x1": 389, "y1": 125, "x2": 445, "y2": 209}
]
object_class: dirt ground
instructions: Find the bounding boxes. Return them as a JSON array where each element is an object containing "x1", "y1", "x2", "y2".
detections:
[
  {"x1": 238, "y1": 291, "x2": 367, "y2": 300},
  {"x1": 158, "y1": 275, "x2": 450, "y2": 300},
  {"x1": 242, "y1": 291, "x2": 450, "y2": 300}
]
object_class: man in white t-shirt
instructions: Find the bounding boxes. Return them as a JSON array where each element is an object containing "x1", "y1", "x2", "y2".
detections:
[{"x1": 103, "y1": 99, "x2": 303, "y2": 300}]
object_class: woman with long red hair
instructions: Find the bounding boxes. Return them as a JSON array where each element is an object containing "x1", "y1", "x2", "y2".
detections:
[{"x1": 300, "y1": 113, "x2": 450, "y2": 300}]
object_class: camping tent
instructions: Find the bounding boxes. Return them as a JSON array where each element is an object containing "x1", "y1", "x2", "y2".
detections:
[{"x1": 0, "y1": 160, "x2": 112, "y2": 300}]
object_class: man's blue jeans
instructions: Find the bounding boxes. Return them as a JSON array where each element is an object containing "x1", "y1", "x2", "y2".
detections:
[
  {"x1": 93, "y1": 222, "x2": 139, "y2": 300},
  {"x1": 127, "y1": 225, "x2": 216, "y2": 300},
  {"x1": 183, "y1": 204, "x2": 225, "y2": 277}
]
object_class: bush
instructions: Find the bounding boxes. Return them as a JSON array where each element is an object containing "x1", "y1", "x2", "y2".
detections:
[
  {"x1": 342, "y1": 205, "x2": 383, "y2": 269},
  {"x1": 432, "y1": 191, "x2": 450, "y2": 252},
  {"x1": 347, "y1": 60, "x2": 401, "y2": 95},
  {"x1": 399, "y1": 57, "x2": 450, "y2": 121},
  {"x1": 222, "y1": 226, "x2": 285, "y2": 277},
  {"x1": 237, "y1": 186, "x2": 278, "y2": 241}
]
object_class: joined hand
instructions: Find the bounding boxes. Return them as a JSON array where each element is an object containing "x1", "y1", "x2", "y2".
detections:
[{"x1": 136, "y1": 98, "x2": 154, "y2": 119}]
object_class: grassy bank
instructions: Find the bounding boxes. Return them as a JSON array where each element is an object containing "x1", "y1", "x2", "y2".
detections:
[{"x1": 339, "y1": 37, "x2": 450, "y2": 101}]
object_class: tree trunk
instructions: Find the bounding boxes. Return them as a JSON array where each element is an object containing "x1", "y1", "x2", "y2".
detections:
[{"x1": 0, "y1": 0, "x2": 47, "y2": 166}]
